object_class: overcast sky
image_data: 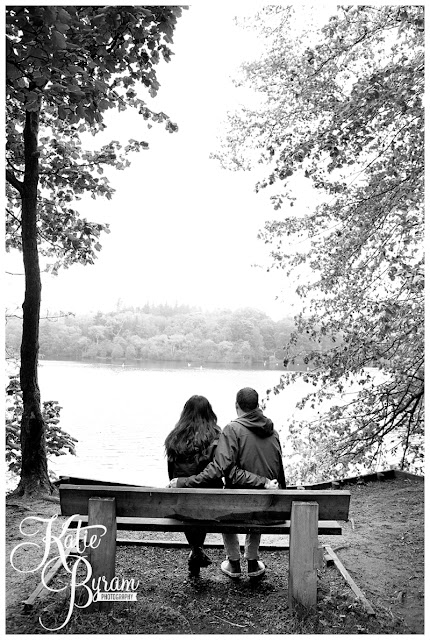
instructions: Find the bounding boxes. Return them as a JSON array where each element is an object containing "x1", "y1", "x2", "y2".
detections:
[{"x1": 5, "y1": 4, "x2": 329, "y2": 321}]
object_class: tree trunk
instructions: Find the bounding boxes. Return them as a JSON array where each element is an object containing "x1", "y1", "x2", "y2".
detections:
[{"x1": 15, "y1": 108, "x2": 53, "y2": 497}]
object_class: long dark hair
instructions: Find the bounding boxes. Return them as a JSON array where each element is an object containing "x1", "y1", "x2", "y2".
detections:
[{"x1": 164, "y1": 395, "x2": 219, "y2": 459}]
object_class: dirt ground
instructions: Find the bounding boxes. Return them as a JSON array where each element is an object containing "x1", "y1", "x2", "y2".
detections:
[
  {"x1": 5, "y1": 475, "x2": 424, "y2": 634},
  {"x1": 328, "y1": 476, "x2": 424, "y2": 633}
]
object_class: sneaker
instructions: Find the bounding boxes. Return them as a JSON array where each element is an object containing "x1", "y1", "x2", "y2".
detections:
[
  {"x1": 247, "y1": 559, "x2": 265, "y2": 578},
  {"x1": 221, "y1": 559, "x2": 242, "y2": 578}
]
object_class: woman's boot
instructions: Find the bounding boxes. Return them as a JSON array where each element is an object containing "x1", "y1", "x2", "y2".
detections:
[{"x1": 188, "y1": 547, "x2": 212, "y2": 575}]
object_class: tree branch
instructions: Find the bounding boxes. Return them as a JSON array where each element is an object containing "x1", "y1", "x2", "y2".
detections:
[{"x1": 6, "y1": 169, "x2": 24, "y2": 194}]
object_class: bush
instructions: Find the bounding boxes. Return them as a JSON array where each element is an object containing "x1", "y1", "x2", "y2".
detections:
[{"x1": 5, "y1": 375, "x2": 77, "y2": 479}]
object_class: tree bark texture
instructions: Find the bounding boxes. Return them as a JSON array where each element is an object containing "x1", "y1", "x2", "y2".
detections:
[{"x1": 17, "y1": 108, "x2": 53, "y2": 496}]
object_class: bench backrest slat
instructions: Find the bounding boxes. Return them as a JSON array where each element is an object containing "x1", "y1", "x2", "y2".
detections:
[{"x1": 59, "y1": 485, "x2": 350, "y2": 521}]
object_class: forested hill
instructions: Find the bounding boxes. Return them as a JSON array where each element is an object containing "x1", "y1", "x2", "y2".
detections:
[{"x1": 6, "y1": 305, "x2": 335, "y2": 366}]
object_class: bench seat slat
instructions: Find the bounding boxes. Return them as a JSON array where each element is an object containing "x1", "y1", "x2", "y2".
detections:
[
  {"x1": 66, "y1": 515, "x2": 342, "y2": 535},
  {"x1": 59, "y1": 485, "x2": 350, "y2": 521}
]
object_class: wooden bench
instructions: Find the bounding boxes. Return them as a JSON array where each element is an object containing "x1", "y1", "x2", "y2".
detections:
[{"x1": 59, "y1": 479, "x2": 350, "y2": 611}]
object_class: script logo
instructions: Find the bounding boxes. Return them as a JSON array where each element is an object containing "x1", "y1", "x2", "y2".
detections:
[{"x1": 10, "y1": 514, "x2": 139, "y2": 630}]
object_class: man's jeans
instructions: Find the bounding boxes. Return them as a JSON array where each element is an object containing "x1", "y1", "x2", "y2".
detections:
[{"x1": 222, "y1": 533, "x2": 261, "y2": 561}]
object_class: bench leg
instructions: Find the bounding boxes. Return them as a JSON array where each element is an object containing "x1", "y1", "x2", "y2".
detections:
[
  {"x1": 288, "y1": 501, "x2": 319, "y2": 612},
  {"x1": 88, "y1": 497, "x2": 117, "y2": 612}
]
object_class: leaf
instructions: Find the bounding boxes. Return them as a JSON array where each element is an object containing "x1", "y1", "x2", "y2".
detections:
[
  {"x1": 68, "y1": 85, "x2": 86, "y2": 97},
  {"x1": 98, "y1": 99, "x2": 112, "y2": 111},
  {"x1": 57, "y1": 8, "x2": 71, "y2": 23},
  {"x1": 33, "y1": 75, "x2": 48, "y2": 87},
  {"x1": 54, "y1": 21, "x2": 70, "y2": 34},
  {"x1": 94, "y1": 80, "x2": 107, "y2": 92},
  {"x1": 51, "y1": 30, "x2": 67, "y2": 49},
  {"x1": 6, "y1": 63, "x2": 21, "y2": 81},
  {"x1": 58, "y1": 104, "x2": 67, "y2": 119}
]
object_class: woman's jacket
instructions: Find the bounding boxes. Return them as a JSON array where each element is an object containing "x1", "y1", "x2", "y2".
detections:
[{"x1": 167, "y1": 427, "x2": 224, "y2": 488}]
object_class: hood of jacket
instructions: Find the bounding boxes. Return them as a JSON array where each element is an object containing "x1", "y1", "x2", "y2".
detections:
[{"x1": 232, "y1": 408, "x2": 274, "y2": 438}]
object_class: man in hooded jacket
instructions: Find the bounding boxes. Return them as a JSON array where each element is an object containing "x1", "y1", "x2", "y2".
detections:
[{"x1": 170, "y1": 387, "x2": 286, "y2": 579}]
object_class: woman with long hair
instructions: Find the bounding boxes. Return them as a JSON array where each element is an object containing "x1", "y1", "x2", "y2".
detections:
[{"x1": 164, "y1": 395, "x2": 223, "y2": 576}]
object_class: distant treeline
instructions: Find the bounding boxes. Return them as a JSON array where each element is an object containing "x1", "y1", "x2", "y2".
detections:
[{"x1": 6, "y1": 304, "x2": 335, "y2": 365}]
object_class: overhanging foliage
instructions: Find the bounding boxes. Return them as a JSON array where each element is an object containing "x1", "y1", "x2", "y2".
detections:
[
  {"x1": 6, "y1": 5, "x2": 183, "y2": 271},
  {"x1": 213, "y1": 6, "x2": 424, "y2": 478}
]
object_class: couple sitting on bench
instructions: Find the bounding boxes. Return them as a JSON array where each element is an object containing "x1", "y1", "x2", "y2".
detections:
[{"x1": 165, "y1": 387, "x2": 286, "y2": 579}]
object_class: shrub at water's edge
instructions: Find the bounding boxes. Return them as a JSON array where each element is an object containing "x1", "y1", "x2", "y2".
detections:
[{"x1": 6, "y1": 374, "x2": 77, "y2": 486}]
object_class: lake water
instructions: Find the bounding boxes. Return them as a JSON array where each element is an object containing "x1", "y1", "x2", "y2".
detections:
[{"x1": 33, "y1": 360, "x2": 318, "y2": 487}]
